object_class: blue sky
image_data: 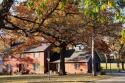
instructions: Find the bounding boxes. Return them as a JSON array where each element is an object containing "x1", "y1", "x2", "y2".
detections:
[{"x1": 0, "y1": 0, "x2": 2, "y2": 3}]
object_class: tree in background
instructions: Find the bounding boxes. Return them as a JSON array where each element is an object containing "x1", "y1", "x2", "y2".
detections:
[{"x1": 77, "y1": 0, "x2": 122, "y2": 75}]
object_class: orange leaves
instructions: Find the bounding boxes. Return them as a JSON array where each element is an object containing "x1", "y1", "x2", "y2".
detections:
[
  {"x1": 55, "y1": 41, "x2": 60, "y2": 46},
  {"x1": 52, "y1": 47, "x2": 61, "y2": 53},
  {"x1": 64, "y1": 1, "x2": 79, "y2": 14},
  {"x1": 29, "y1": 0, "x2": 59, "y2": 15},
  {"x1": 14, "y1": 4, "x2": 34, "y2": 15},
  {"x1": 85, "y1": 26, "x2": 93, "y2": 31},
  {"x1": 95, "y1": 40, "x2": 110, "y2": 54},
  {"x1": 119, "y1": 38, "x2": 125, "y2": 44}
]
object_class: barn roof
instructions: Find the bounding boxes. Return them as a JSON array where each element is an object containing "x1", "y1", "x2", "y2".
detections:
[
  {"x1": 1, "y1": 42, "x2": 25, "y2": 54},
  {"x1": 24, "y1": 43, "x2": 51, "y2": 53},
  {"x1": 51, "y1": 50, "x2": 92, "y2": 63}
]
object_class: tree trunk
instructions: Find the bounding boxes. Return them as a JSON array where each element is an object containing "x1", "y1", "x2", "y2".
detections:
[
  {"x1": 0, "y1": 0, "x2": 14, "y2": 13},
  {"x1": 116, "y1": 55, "x2": 120, "y2": 72},
  {"x1": 105, "y1": 54, "x2": 108, "y2": 72},
  {"x1": 117, "y1": 61, "x2": 120, "y2": 72},
  {"x1": 92, "y1": 34, "x2": 96, "y2": 76},
  {"x1": 59, "y1": 42, "x2": 66, "y2": 75},
  {"x1": 0, "y1": 0, "x2": 14, "y2": 28},
  {"x1": 122, "y1": 62, "x2": 124, "y2": 70}
]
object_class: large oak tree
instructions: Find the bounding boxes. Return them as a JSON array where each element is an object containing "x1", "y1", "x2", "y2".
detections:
[{"x1": 0, "y1": 0, "x2": 124, "y2": 75}]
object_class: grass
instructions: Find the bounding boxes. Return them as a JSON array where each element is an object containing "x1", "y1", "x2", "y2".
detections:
[
  {"x1": 0, "y1": 63, "x2": 118, "y2": 83},
  {"x1": 0, "y1": 74, "x2": 113, "y2": 83},
  {"x1": 101, "y1": 63, "x2": 125, "y2": 71}
]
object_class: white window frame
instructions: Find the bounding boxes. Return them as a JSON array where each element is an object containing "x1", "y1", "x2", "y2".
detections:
[
  {"x1": 74, "y1": 63, "x2": 80, "y2": 69},
  {"x1": 33, "y1": 63, "x2": 40, "y2": 71},
  {"x1": 6, "y1": 64, "x2": 12, "y2": 72},
  {"x1": 20, "y1": 54, "x2": 26, "y2": 58},
  {"x1": 8, "y1": 56, "x2": 11, "y2": 59},
  {"x1": 33, "y1": 53, "x2": 40, "y2": 58},
  {"x1": 20, "y1": 64, "x2": 25, "y2": 71}
]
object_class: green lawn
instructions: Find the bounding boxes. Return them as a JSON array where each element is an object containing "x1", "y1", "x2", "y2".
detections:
[
  {"x1": 0, "y1": 74, "x2": 113, "y2": 83},
  {"x1": 101, "y1": 63, "x2": 125, "y2": 71}
]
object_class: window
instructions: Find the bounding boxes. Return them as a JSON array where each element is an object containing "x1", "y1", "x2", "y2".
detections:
[
  {"x1": 20, "y1": 64, "x2": 25, "y2": 71},
  {"x1": 8, "y1": 56, "x2": 11, "y2": 59},
  {"x1": 6, "y1": 64, "x2": 12, "y2": 72},
  {"x1": 33, "y1": 53, "x2": 40, "y2": 58},
  {"x1": 20, "y1": 54, "x2": 26, "y2": 58},
  {"x1": 56, "y1": 63, "x2": 60, "y2": 71},
  {"x1": 33, "y1": 63, "x2": 40, "y2": 71},
  {"x1": 74, "y1": 63, "x2": 80, "y2": 69},
  {"x1": 19, "y1": 64, "x2": 25, "y2": 72}
]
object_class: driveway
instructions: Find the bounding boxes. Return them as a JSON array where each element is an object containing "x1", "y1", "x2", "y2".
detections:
[{"x1": 90, "y1": 72, "x2": 125, "y2": 83}]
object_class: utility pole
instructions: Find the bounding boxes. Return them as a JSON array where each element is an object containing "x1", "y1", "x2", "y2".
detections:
[
  {"x1": 105, "y1": 54, "x2": 108, "y2": 72},
  {"x1": 92, "y1": 33, "x2": 96, "y2": 76},
  {"x1": 47, "y1": 51, "x2": 50, "y2": 80}
]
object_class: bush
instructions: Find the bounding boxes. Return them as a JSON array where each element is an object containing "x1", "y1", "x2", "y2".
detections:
[
  {"x1": 100, "y1": 70, "x2": 106, "y2": 75},
  {"x1": 100, "y1": 66, "x2": 106, "y2": 75},
  {"x1": 30, "y1": 72, "x2": 37, "y2": 74},
  {"x1": 0, "y1": 73, "x2": 3, "y2": 75},
  {"x1": 25, "y1": 70, "x2": 30, "y2": 74},
  {"x1": 14, "y1": 70, "x2": 19, "y2": 74}
]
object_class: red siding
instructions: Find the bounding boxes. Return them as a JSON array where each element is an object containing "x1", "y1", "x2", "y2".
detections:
[
  {"x1": 58, "y1": 62, "x2": 88, "y2": 74},
  {"x1": 3, "y1": 52, "x2": 44, "y2": 74}
]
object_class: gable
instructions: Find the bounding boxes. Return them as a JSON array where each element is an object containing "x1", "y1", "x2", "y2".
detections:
[
  {"x1": 1, "y1": 42, "x2": 25, "y2": 54},
  {"x1": 51, "y1": 50, "x2": 91, "y2": 63},
  {"x1": 24, "y1": 43, "x2": 52, "y2": 53},
  {"x1": 94, "y1": 51, "x2": 101, "y2": 62}
]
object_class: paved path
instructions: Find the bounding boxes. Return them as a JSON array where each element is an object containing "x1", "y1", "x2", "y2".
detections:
[
  {"x1": 91, "y1": 72, "x2": 125, "y2": 83},
  {"x1": 92, "y1": 76, "x2": 125, "y2": 83}
]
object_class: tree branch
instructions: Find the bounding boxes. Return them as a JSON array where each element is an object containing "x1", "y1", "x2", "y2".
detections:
[
  {"x1": 39, "y1": 0, "x2": 61, "y2": 27},
  {"x1": 11, "y1": 15, "x2": 40, "y2": 24}
]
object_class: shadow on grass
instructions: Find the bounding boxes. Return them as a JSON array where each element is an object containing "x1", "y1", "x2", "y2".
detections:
[
  {"x1": 103, "y1": 69, "x2": 118, "y2": 71},
  {"x1": 28, "y1": 81, "x2": 94, "y2": 83},
  {"x1": 0, "y1": 74, "x2": 107, "y2": 83},
  {"x1": 0, "y1": 75, "x2": 47, "y2": 83}
]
